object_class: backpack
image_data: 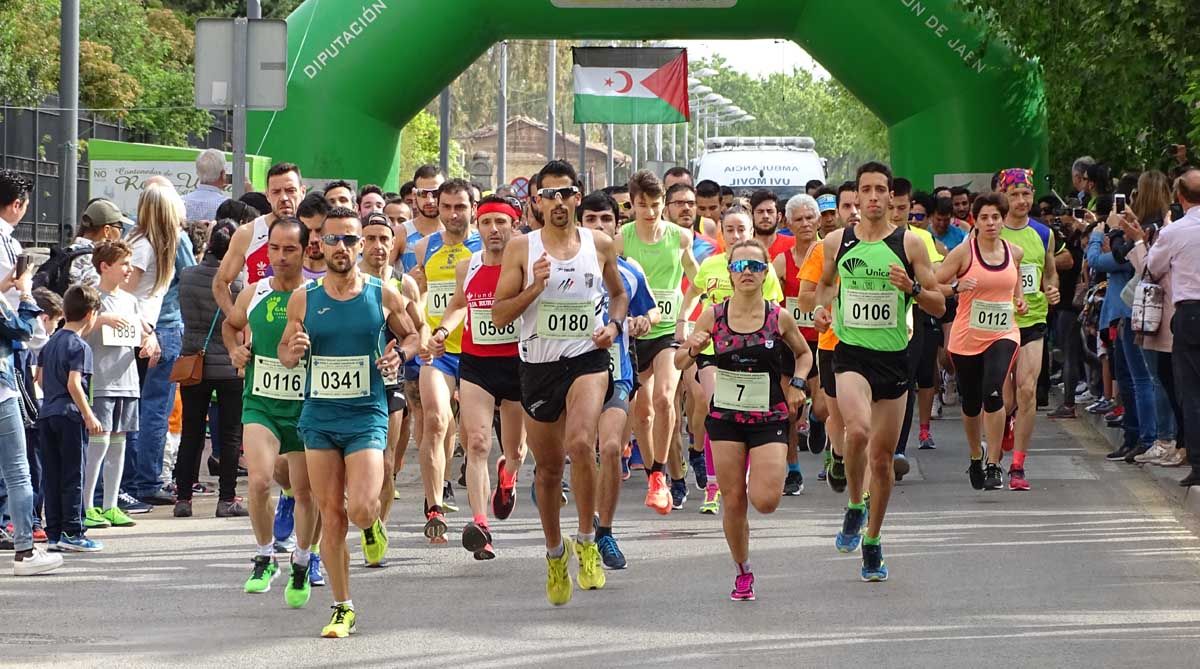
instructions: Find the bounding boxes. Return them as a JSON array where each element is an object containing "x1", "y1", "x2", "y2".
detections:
[{"x1": 32, "y1": 244, "x2": 94, "y2": 295}]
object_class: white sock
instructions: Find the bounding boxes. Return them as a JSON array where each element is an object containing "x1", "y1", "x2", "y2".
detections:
[
  {"x1": 547, "y1": 542, "x2": 565, "y2": 559},
  {"x1": 257, "y1": 543, "x2": 275, "y2": 557},
  {"x1": 292, "y1": 547, "x2": 311, "y2": 567},
  {"x1": 336, "y1": 599, "x2": 354, "y2": 610},
  {"x1": 103, "y1": 434, "x2": 127, "y2": 510},
  {"x1": 84, "y1": 433, "x2": 111, "y2": 509},
  {"x1": 575, "y1": 532, "x2": 595, "y2": 544}
]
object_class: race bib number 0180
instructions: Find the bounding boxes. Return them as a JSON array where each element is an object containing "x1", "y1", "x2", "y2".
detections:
[
  {"x1": 785, "y1": 297, "x2": 815, "y2": 328},
  {"x1": 471, "y1": 307, "x2": 518, "y2": 345},
  {"x1": 537, "y1": 299, "x2": 594, "y2": 339},
  {"x1": 101, "y1": 321, "x2": 139, "y2": 347},
  {"x1": 652, "y1": 288, "x2": 680, "y2": 324},
  {"x1": 713, "y1": 369, "x2": 771, "y2": 412},
  {"x1": 843, "y1": 289, "x2": 896, "y2": 329},
  {"x1": 426, "y1": 280, "x2": 456, "y2": 317},
  {"x1": 1019, "y1": 264, "x2": 1039, "y2": 295},
  {"x1": 969, "y1": 299, "x2": 1014, "y2": 333},
  {"x1": 310, "y1": 355, "x2": 370, "y2": 399},
  {"x1": 252, "y1": 356, "x2": 305, "y2": 400}
]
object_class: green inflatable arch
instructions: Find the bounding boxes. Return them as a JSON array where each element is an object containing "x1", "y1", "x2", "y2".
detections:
[{"x1": 248, "y1": 0, "x2": 1047, "y2": 191}]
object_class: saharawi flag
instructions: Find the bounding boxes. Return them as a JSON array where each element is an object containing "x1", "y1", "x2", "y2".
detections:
[{"x1": 572, "y1": 47, "x2": 690, "y2": 125}]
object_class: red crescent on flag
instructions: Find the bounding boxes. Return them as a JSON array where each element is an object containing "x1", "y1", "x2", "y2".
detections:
[{"x1": 614, "y1": 70, "x2": 633, "y2": 94}]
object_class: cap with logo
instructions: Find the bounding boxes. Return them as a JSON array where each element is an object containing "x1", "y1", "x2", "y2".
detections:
[{"x1": 816, "y1": 193, "x2": 837, "y2": 213}]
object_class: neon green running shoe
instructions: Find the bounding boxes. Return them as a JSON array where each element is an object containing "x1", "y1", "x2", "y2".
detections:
[
  {"x1": 546, "y1": 538, "x2": 575, "y2": 606},
  {"x1": 244, "y1": 555, "x2": 278, "y2": 593},
  {"x1": 574, "y1": 540, "x2": 606, "y2": 591},
  {"x1": 699, "y1": 484, "x2": 721, "y2": 514},
  {"x1": 361, "y1": 518, "x2": 388, "y2": 567},
  {"x1": 84, "y1": 507, "x2": 111, "y2": 529},
  {"x1": 321, "y1": 604, "x2": 356, "y2": 638},
  {"x1": 284, "y1": 560, "x2": 311, "y2": 608},
  {"x1": 102, "y1": 506, "x2": 136, "y2": 527}
]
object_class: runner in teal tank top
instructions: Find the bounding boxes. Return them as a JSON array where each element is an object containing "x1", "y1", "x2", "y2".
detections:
[
  {"x1": 222, "y1": 217, "x2": 321, "y2": 609},
  {"x1": 614, "y1": 171, "x2": 698, "y2": 516},
  {"x1": 277, "y1": 208, "x2": 419, "y2": 639},
  {"x1": 814, "y1": 163, "x2": 944, "y2": 584}
]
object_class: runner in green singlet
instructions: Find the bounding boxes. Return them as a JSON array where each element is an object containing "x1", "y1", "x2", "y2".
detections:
[
  {"x1": 222, "y1": 217, "x2": 319, "y2": 606},
  {"x1": 814, "y1": 162, "x2": 944, "y2": 582}
]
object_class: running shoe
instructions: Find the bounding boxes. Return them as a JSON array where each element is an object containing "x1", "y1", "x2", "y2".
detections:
[
  {"x1": 442, "y1": 481, "x2": 459, "y2": 513},
  {"x1": 597, "y1": 534, "x2": 626, "y2": 570},
  {"x1": 835, "y1": 507, "x2": 866, "y2": 553},
  {"x1": 546, "y1": 539, "x2": 575, "y2": 606},
  {"x1": 424, "y1": 510, "x2": 448, "y2": 543},
  {"x1": 670, "y1": 478, "x2": 689, "y2": 509},
  {"x1": 827, "y1": 455, "x2": 847, "y2": 494},
  {"x1": 983, "y1": 463, "x2": 1003, "y2": 490},
  {"x1": 101, "y1": 506, "x2": 135, "y2": 527},
  {"x1": 967, "y1": 458, "x2": 984, "y2": 490},
  {"x1": 0, "y1": 528, "x2": 12, "y2": 551},
  {"x1": 932, "y1": 393, "x2": 944, "y2": 419},
  {"x1": 574, "y1": 539, "x2": 606, "y2": 590},
  {"x1": 730, "y1": 571, "x2": 755, "y2": 601},
  {"x1": 861, "y1": 542, "x2": 888, "y2": 582},
  {"x1": 117, "y1": 491, "x2": 152, "y2": 515},
  {"x1": 1106, "y1": 445, "x2": 1135, "y2": 461},
  {"x1": 1086, "y1": 398, "x2": 1114, "y2": 414},
  {"x1": 173, "y1": 500, "x2": 192, "y2": 517},
  {"x1": 216, "y1": 499, "x2": 249, "y2": 517},
  {"x1": 458, "y1": 460, "x2": 467, "y2": 487},
  {"x1": 942, "y1": 370, "x2": 959, "y2": 406},
  {"x1": 1047, "y1": 404, "x2": 1076, "y2": 419},
  {"x1": 817, "y1": 468, "x2": 827, "y2": 482},
  {"x1": 1001, "y1": 414, "x2": 1015, "y2": 452},
  {"x1": 462, "y1": 521, "x2": 493, "y2": 556},
  {"x1": 783, "y1": 470, "x2": 804, "y2": 496},
  {"x1": 284, "y1": 560, "x2": 311, "y2": 609},
  {"x1": 620, "y1": 449, "x2": 632, "y2": 481},
  {"x1": 54, "y1": 534, "x2": 103, "y2": 552},
  {"x1": 689, "y1": 449, "x2": 707, "y2": 490},
  {"x1": 192, "y1": 482, "x2": 215, "y2": 496},
  {"x1": 1135, "y1": 441, "x2": 1172, "y2": 464},
  {"x1": 1008, "y1": 467, "x2": 1030, "y2": 491},
  {"x1": 645, "y1": 471, "x2": 671, "y2": 515},
  {"x1": 321, "y1": 604, "x2": 356, "y2": 638},
  {"x1": 918, "y1": 428, "x2": 936, "y2": 450},
  {"x1": 1124, "y1": 444, "x2": 1150, "y2": 464},
  {"x1": 491, "y1": 456, "x2": 518, "y2": 521},
  {"x1": 893, "y1": 454, "x2": 910, "y2": 481},
  {"x1": 560, "y1": 479, "x2": 570, "y2": 506},
  {"x1": 244, "y1": 555, "x2": 279, "y2": 593},
  {"x1": 274, "y1": 533, "x2": 297, "y2": 554},
  {"x1": 84, "y1": 507, "x2": 111, "y2": 529},
  {"x1": 32, "y1": 527, "x2": 47, "y2": 543},
  {"x1": 699, "y1": 484, "x2": 721, "y2": 514},
  {"x1": 12, "y1": 545, "x2": 62, "y2": 576},
  {"x1": 309, "y1": 551, "x2": 325, "y2": 586},
  {"x1": 361, "y1": 518, "x2": 388, "y2": 567},
  {"x1": 273, "y1": 494, "x2": 295, "y2": 543}
]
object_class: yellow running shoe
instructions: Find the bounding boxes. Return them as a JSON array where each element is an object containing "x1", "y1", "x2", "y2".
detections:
[
  {"x1": 320, "y1": 604, "x2": 356, "y2": 638},
  {"x1": 361, "y1": 518, "x2": 388, "y2": 567},
  {"x1": 574, "y1": 540, "x2": 606, "y2": 591},
  {"x1": 699, "y1": 484, "x2": 721, "y2": 515},
  {"x1": 546, "y1": 538, "x2": 575, "y2": 606}
]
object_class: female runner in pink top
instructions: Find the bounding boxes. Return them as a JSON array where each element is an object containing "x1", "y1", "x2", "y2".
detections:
[{"x1": 937, "y1": 193, "x2": 1028, "y2": 491}]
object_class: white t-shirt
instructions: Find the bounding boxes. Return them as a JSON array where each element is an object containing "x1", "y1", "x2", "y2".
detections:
[{"x1": 130, "y1": 236, "x2": 166, "y2": 326}]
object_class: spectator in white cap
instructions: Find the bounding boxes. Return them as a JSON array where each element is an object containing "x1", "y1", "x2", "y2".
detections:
[{"x1": 182, "y1": 148, "x2": 230, "y2": 224}]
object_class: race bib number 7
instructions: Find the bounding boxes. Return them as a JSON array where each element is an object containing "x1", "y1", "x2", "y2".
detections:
[
  {"x1": 714, "y1": 370, "x2": 771, "y2": 412},
  {"x1": 537, "y1": 299, "x2": 594, "y2": 339},
  {"x1": 310, "y1": 355, "x2": 370, "y2": 399}
]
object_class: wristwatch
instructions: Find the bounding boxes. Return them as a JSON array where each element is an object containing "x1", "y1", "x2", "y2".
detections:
[
  {"x1": 950, "y1": 280, "x2": 960, "y2": 294},
  {"x1": 910, "y1": 282, "x2": 923, "y2": 297},
  {"x1": 788, "y1": 377, "x2": 808, "y2": 393},
  {"x1": 433, "y1": 326, "x2": 449, "y2": 339},
  {"x1": 610, "y1": 319, "x2": 623, "y2": 336}
]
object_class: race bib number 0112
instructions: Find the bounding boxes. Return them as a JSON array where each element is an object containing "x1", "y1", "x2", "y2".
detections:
[
  {"x1": 969, "y1": 299, "x2": 1014, "y2": 333},
  {"x1": 537, "y1": 299, "x2": 594, "y2": 339},
  {"x1": 310, "y1": 355, "x2": 370, "y2": 399},
  {"x1": 252, "y1": 356, "x2": 305, "y2": 400},
  {"x1": 713, "y1": 369, "x2": 770, "y2": 412}
]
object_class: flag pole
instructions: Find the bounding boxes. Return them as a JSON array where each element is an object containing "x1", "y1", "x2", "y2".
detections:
[
  {"x1": 547, "y1": 40, "x2": 557, "y2": 162},
  {"x1": 497, "y1": 41, "x2": 508, "y2": 187}
]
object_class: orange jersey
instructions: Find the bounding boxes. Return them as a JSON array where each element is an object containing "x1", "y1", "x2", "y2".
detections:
[{"x1": 799, "y1": 241, "x2": 840, "y2": 351}]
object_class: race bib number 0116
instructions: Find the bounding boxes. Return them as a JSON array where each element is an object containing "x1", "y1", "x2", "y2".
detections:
[
  {"x1": 537, "y1": 299, "x2": 594, "y2": 339},
  {"x1": 310, "y1": 355, "x2": 370, "y2": 399},
  {"x1": 252, "y1": 356, "x2": 305, "y2": 400},
  {"x1": 471, "y1": 307, "x2": 518, "y2": 345},
  {"x1": 713, "y1": 369, "x2": 770, "y2": 412}
]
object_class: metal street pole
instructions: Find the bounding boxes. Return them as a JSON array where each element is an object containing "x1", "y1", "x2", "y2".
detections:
[
  {"x1": 654, "y1": 124, "x2": 662, "y2": 162},
  {"x1": 671, "y1": 123, "x2": 677, "y2": 163},
  {"x1": 547, "y1": 41, "x2": 557, "y2": 162},
  {"x1": 232, "y1": 16, "x2": 248, "y2": 198},
  {"x1": 632, "y1": 125, "x2": 639, "y2": 171},
  {"x1": 439, "y1": 86, "x2": 451, "y2": 176},
  {"x1": 59, "y1": 0, "x2": 79, "y2": 245},
  {"x1": 642, "y1": 124, "x2": 649, "y2": 167},
  {"x1": 683, "y1": 120, "x2": 689, "y2": 167},
  {"x1": 606, "y1": 123, "x2": 614, "y2": 187},
  {"x1": 497, "y1": 42, "x2": 508, "y2": 186},
  {"x1": 247, "y1": 0, "x2": 260, "y2": 19}
]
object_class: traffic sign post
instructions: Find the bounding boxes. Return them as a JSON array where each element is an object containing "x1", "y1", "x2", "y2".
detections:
[
  {"x1": 194, "y1": 17, "x2": 287, "y2": 197},
  {"x1": 510, "y1": 176, "x2": 530, "y2": 199}
]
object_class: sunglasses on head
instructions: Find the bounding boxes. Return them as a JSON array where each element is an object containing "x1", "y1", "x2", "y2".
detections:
[
  {"x1": 909, "y1": 212, "x2": 927, "y2": 222},
  {"x1": 537, "y1": 186, "x2": 580, "y2": 200},
  {"x1": 728, "y1": 259, "x2": 768, "y2": 274},
  {"x1": 322, "y1": 233, "x2": 361, "y2": 246}
]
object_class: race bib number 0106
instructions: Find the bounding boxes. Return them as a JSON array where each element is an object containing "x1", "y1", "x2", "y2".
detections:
[
  {"x1": 843, "y1": 289, "x2": 896, "y2": 329},
  {"x1": 537, "y1": 299, "x2": 594, "y2": 339},
  {"x1": 252, "y1": 356, "x2": 305, "y2": 400},
  {"x1": 310, "y1": 355, "x2": 370, "y2": 399},
  {"x1": 471, "y1": 307, "x2": 518, "y2": 345},
  {"x1": 713, "y1": 369, "x2": 770, "y2": 412}
]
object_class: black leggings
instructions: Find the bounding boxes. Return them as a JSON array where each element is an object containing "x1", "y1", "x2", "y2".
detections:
[{"x1": 952, "y1": 339, "x2": 1019, "y2": 417}]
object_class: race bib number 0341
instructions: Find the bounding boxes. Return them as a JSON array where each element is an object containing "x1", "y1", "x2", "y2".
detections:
[{"x1": 310, "y1": 355, "x2": 370, "y2": 399}]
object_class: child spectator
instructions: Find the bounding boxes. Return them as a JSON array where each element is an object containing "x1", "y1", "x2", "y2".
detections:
[
  {"x1": 82, "y1": 241, "x2": 154, "y2": 529},
  {"x1": 36, "y1": 284, "x2": 104, "y2": 552}
]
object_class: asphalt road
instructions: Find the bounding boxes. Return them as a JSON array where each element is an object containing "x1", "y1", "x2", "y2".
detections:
[{"x1": 6, "y1": 407, "x2": 1200, "y2": 668}]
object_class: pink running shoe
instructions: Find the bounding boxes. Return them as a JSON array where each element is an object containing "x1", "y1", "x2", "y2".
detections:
[
  {"x1": 730, "y1": 572, "x2": 755, "y2": 601},
  {"x1": 1008, "y1": 468, "x2": 1030, "y2": 491}
]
